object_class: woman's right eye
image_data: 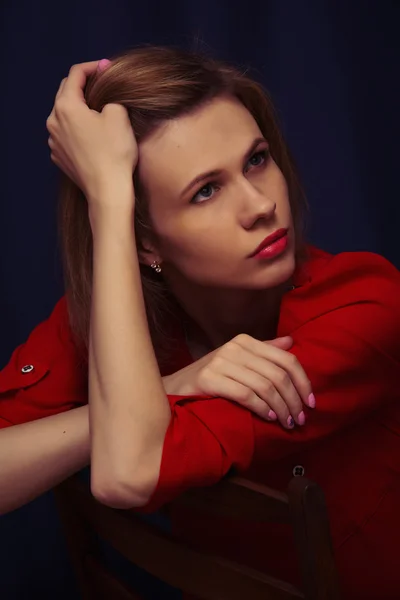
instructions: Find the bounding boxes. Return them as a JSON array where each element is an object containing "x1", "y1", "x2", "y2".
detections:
[{"x1": 191, "y1": 183, "x2": 219, "y2": 204}]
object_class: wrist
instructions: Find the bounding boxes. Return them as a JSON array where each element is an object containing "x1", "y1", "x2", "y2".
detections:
[
  {"x1": 90, "y1": 175, "x2": 133, "y2": 193},
  {"x1": 86, "y1": 176, "x2": 135, "y2": 209},
  {"x1": 162, "y1": 372, "x2": 193, "y2": 396},
  {"x1": 88, "y1": 196, "x2": 135, "y2": 237}
]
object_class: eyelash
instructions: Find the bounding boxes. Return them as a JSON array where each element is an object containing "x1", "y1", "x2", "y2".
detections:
[{"x1": 190, "y1": 149, "x2": 270, "y2": 205}]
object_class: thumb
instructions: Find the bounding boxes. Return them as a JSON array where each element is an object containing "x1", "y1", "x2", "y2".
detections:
[
  {"x1": 264, "y1": 336, "x2": 293, "y2": 350},
  {"x1": 101, "y1": 103, "x2": 129, "y2": 121},
  {"x1": 97, "y1": 58, "x2": 111, "y2": 73}
]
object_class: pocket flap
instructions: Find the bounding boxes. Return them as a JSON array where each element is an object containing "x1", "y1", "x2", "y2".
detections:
[{"x1": 0, "y1": 349, "x2": 49, "y2": 394}]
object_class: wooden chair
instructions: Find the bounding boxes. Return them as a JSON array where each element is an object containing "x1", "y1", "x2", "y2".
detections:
[{"x1": 53, "y1": 473, "x2": 341, "y2": 600}]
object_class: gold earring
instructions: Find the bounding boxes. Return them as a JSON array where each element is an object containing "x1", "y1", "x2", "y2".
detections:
[{"x1": 150, "y1": 261, "x2": 162, "y2": 274}]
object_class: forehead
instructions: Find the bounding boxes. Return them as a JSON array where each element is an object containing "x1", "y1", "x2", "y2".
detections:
[{"x1": 137, "y1": 96, "x2": 262, "y2": 200}]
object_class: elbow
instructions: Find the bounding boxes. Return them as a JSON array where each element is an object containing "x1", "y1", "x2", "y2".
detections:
[
  {"x1": 91, "y1": 464, "x2": 159, "y2": 510},
  {"x1": 90, "y1": 434, "x2": 165, "y2": 509},
  {"x1": 91, "y1": 482, "x2": 153, "y2": 509}
]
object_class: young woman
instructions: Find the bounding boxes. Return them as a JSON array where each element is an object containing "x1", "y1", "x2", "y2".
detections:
[{"x1": 1, "y1": 48, "x2": 399, "y2": 599}]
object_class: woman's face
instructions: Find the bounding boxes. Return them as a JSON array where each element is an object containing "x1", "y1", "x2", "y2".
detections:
[{"x1": 138, "y1": 96, "x2": 296, "y2": 290}]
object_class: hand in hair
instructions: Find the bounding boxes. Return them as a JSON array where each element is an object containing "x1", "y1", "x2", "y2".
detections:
[
  {"x1": 46, "y1": 60, "x2": 138, "y2": 204},
  {"x1": 163, "y1": 335, "x2": 314, "y2": 429}
]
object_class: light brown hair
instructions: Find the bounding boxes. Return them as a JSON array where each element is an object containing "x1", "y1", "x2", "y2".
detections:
[{"x1": 58, "y1": 45, "x2": 308, "y2": 364}]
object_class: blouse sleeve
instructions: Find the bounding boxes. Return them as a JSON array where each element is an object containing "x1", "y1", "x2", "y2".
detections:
[
  {"x1": 0, "y1": 297, "x2": 88, "y2": 428},
  {"x1": 142, "y1": 252, "x2": 400, "y2": 512}
]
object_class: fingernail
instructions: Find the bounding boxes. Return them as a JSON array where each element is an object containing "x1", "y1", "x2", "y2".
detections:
[
  {"x1": 308, "y1": 393, "x2": 316, "y2": 409},
  {"x1": 287, "y1": 416, "x2": 295, "y2": 428},
  {"x1": 268, "y1": 410, "x2": 277, "y2": 421},
  {"x1": 298, "y1": 411, "x2": 306, "y2": 426},
  {"x1": 98, "y1": 58, "x2": 111, "y2": 72}
]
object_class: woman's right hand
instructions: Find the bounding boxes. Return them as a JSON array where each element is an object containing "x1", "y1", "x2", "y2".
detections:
[
  {"x1": 46, "y1": 60, "x2": 138, "y2": 206},
  {"x1": 163, "y1": 335, "x2": 315, "y2": 429}
]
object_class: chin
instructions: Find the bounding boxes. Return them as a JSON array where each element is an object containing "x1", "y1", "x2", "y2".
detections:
[{"x1": 245, "y1": 247, "x2": 297, "y2": 290}]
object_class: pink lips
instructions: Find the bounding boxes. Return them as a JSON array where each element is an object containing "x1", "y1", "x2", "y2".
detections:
[{"x1": 250, "y1": 228, "x2": 289, "y2": 260}]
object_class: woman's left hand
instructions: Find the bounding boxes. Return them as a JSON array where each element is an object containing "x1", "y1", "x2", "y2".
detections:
[{"x1": 46, "y1": 60, "x2": 138, "y2": 204}]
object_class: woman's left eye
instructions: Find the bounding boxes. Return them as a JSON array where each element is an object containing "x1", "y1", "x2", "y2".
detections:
[
  {"x1": 247, "y1": 149, "x2": 269, "y2": 169},
  {"x1": 190, "y1": 150, "x2": 269, "y2": 205}
]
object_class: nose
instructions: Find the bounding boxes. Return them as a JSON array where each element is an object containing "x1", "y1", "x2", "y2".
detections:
[{"x1": 238, "y1": 179, "x2": 276, "y2": 229}]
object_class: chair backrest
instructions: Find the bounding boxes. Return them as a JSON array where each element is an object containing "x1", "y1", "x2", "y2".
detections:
[{"x1": 53, "y1": 473, "x2": 341, "y2": 600}]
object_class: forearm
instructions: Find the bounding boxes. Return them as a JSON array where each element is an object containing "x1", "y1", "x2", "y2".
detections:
[
  {"x1": 0, "y1": 405, "x2": 90, "y2": 515},
  {"x1": 88, "y1": 197, "x2": 170, "y2": 508}
]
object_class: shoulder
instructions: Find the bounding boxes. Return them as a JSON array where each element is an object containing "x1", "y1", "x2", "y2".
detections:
[
  {"x1": 20, "y1": 296, "x2": 76, "y2": 354},
  {"x1": 296, "y1": 245, "x2": 400, "y2": 313},
  {"x1": 10, "y1": 295, "x2": 86, "y2": 370},
  {"x1": 282, "y1": 246, "x2": 400, "y2": 359},
  {"x1": 0, "y1": 296, "x2": 87, "y2": 427}
]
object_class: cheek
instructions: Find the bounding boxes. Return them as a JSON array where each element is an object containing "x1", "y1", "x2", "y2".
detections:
[
  {"x1": 160, "y1": 224, "x2": 226, "y2": 262},
  {"x1": 155, "y1": 211, "x2": 237, "y2": 278}
]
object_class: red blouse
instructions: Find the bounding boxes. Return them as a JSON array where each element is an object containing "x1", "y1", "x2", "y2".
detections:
[{"x1": 1, "y1": 246, "x2": 400, "y2": 599}]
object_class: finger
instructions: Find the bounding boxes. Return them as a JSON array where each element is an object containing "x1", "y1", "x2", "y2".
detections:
[
  {"x1": 217, "y1": 358, "x2": 298, "y2": 428},
  {"x1": 265, "y1": 336, "x2": 293, "y2": 350},
  {"x1": 200, "y1": 373, "x2": 278, "y2": 422},
  {"x1": 258, "y1": 363, "x2": 304, "y2": 426},
  {"x1": 97, "y1": 58, "x2": 111, "y2": 72},
  {"x1": 62, "y1": 61, "x2": 101, "y2": 99},
  {"x1": 237, "y1": 337, "x2": 314, "y2": 408},
  {"x1": 46, "y1": 110, "x2": 56, "y2": 133},
  {"x1": 50, "y1": 151, "x2": 59, "y2": 165},
  {"x1": 221, "y1": 345, "x2": 304, "y2": 424},
  {"x1": 101, "y1": 103, "x2": 130, "y2": 121}
]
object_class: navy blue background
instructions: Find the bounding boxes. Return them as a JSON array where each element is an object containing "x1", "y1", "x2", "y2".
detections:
[{"x1": 1, "y1": 1, "x2": 399, "y2": 598}]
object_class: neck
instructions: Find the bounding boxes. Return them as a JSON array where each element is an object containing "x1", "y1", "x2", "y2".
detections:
[{"x1": 172, "y1": 282, "x2": 290, "y2": 352}]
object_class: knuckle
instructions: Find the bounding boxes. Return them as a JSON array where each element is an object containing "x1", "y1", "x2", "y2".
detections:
[
  {"x1": 260, "y1": 380, "x2": 274, "y2": 397},
  {"x1": 197, "y1": 366, "x2": 214, "y2": 387},
  {"x1": 238, "y1": 388, "x2": 254, "y2": 405},
  {"x1": 233, "y1": 333, "x2": 251, "y2": 345},
  {"x1": 275, "y1": 368, "x2": 291, "y2": 387},
  {"x1": 255, "y1": 380, "x2": 275, "y2": 401},
  {"x1": 55, "y1": 98, "x2": 68, "y2": 115},
  {"x1": 209, "y1": 355, "x2": 225, "y2": 371},
  {"x1": 46, "y1": 116, "x2": 54, "y2": 131},
  {"x1": 220, "y1": 341, "x2": 239, "y2": 357},
  {"x1": 287, "y1": 353, "x2": 300, "y2": 368}
]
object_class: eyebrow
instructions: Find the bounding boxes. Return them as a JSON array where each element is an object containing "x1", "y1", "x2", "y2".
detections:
[{"x1": 179, "y1": 136, "x2": 268, "y2": 198}]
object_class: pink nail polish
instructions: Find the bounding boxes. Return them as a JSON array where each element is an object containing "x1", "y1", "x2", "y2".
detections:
[
  {"x1": 298, "y1": 411, "x2": 306, "y2": 426},
  {"x1": 98, "y1": 58, "x2": 111, "y2": 72},
  {"x1": 287, "y1": 415, "x2": 294, "y2": 428},
  {"x1": 308, "y1": 393, "x2": 316, "y2": 408},
  {"x1": 268, "y1": 410, "x2": 277, "y2": 421}
]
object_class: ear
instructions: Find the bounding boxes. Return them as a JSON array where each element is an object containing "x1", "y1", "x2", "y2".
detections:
[{"x1": 138, "y1": 240, "x2": 162, "y2": 269}]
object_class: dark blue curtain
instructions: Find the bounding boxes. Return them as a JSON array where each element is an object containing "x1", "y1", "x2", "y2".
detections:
[{"x1": 1, "y1": 1, "x2": 399, "y2": 598}]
